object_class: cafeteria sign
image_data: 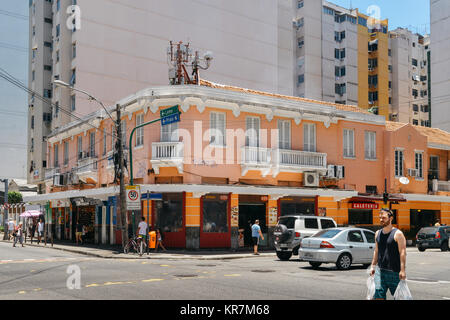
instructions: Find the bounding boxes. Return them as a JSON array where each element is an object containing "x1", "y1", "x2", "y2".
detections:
[
  {"x1": 351, "y1": 203, "x2": 379, "y2": 210},
  {"x1": 126, "y1": 185, "x2": 141, "y2": 210}
]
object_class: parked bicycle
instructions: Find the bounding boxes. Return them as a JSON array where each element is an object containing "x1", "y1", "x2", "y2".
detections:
[{"x1": 123, "y1": 235, "x2": 147, "y2": 256}]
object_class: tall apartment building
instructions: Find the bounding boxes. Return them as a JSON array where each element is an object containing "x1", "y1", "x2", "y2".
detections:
[
  {"x1": 389, "y1": 28, "x2": 431, "y2": 126},
  {"x1": 27, "y1": 0, "x2": 294, "y2": 192},
  {"x1": 27, "y1": 0, "x2": 54, "y2": 193},
  {"x1": 431, "y1": 0, "x2": 450, "y2": 132},
  {"x1": 294, "y1": 0, "x2": 389, "y2": 118}
]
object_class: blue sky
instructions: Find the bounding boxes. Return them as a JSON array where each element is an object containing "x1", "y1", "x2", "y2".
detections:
[
  {"x1": 332, "y1": 0, "x2": 430, "y2": 34},
  {"x1": 0, "y1": 0, "x2": 28, "y2": 179}
]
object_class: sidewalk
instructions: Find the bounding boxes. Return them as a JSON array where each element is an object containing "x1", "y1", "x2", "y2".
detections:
[{"x1": 0, "y1": 233, "x2": 275, "y2": 260}]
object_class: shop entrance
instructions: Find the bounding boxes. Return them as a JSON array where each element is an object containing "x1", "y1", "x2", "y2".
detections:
[
  {"x1": 410, "y1": 210, "x2": 440, "y2": 234},
  {"x1": 200, "y1": 194, "x2": 231, "y2": 248},
  {"x1": 239, "y1": 200, "x2": 267, "y2": 248},
  {"x1": 152, "y1": 193, "x2": 185, "y2": 248},
  {"x1": 77, "y1": 206, "x2": 95, "y2": 244}
]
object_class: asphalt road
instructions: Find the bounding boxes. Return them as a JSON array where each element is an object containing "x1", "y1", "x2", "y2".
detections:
[{"x1": 1, "y1": 241, "x2": 449, "y2": 301}]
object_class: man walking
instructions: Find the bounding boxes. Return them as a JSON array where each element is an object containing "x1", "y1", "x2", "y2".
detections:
[
  {"x1": 370, "y1": 208, "x2": 407, "y2": 300},
  {"x1": 251, "y1": 219, "x2": 264, "y2": 255}
]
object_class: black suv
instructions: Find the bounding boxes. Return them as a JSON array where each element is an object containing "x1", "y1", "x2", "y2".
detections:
[{"x1": 416, "y1": 226, "x2": 450, "y2": 252}]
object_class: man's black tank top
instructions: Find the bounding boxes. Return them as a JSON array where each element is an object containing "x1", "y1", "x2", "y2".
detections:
[{"x1": 376, "y1": 228, "x2": 401, "y2": 273}]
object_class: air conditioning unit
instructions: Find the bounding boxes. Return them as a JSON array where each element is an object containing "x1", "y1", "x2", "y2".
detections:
[
  {"x1": 327, "y1": 165, "x2": 336, "y2": 178},
  {"x1": 53, "y1": 173, "x2": 63, "y2": 186},
  {"x1": 336, "y1": 165, "x2": 345, "y2": 179},
  {"x1": 304, "y1": 172, "x2": 319, "y2": 187},
  {"x1": 407, "y1": 168, "x2": 417, "y2": 177}
]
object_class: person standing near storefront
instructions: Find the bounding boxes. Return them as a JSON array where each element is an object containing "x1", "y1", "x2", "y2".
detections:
[
  {"x1": 370, "y1": 208, "x2": 407, "y2": 300},
  {"x1": 37, "y1": 218, "x2": 44, "y2": 244},
  {"x1": 13, "y1": 223, "x2": 24, "y2": 247},
  {"x1": 75, "y1": 222, "x2": 83, "y2": 245},
  {"x1": 251, "y1": 220, "x2": 264, "y2": 255}
]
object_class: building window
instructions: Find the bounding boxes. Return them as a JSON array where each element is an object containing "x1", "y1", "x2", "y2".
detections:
[
  {"x1": 415, "y1": 152, "x2": 423, "y2": 179},
  {"x1": 103, "y1": 128, "x2": 107, "y2": 156},
  {"x1": 56, "y1": 50, "x2": 60, "y2": 62},
  {"x1": 77, "y1": 136, "x2": 82, "y2": 160},
  {"x1": 298, "y1": 37, "x2": 304, "y2": 48},
  {"x1": 429, "y1": 155, "x2": 439, "y2": 180},
  {"x1": 298, "y1": 74, "x2": 305, "y2": 85},
  {"x1": 54, "y1": 144, "x2": 59, "y2": 168},
  {"x1": 298, "y1": 0, "x2": 304, "y2": 9},
  {"x1": 323, "y1": 7, "x2": 334, "y2": 15},
  {"x1": 278, "y1": 120, "x2": 291, "y2": 150},
  {"x1": 161, "y1": 121, "x2": 178, "y2": 143},
  {"x1": 136, "y1": 114, "x2": 144, "y2": 147},
  {"x1": 31, "y1": 115, "x2": 35, "y2": 129},
  {"x1": 395, "y1": 149, "x2": 404, "y2": 177},
  {"x1": 72, "y1": 43, "x2": 76, "y2": 58},
  {"x1": 343, "y1": 129, "x2": 355, "y2": 158},
  {"x1": 89, "y1": 132, "x2": 96, "y2": 157},
  {"x1": 64, "y1": 141, "x2": 69, "y2": 165},
  {"x1": 56, "y1": 24, "x2": 60, "y2": 37},
  {"x1": 245, "y1": 116, "x2": 260, "y2": 147},
  {"x1": 303, "y1": 123, "x2": 316, "y2": 152},
  {"x1": 210, "y1": 112, "x2": 226, "y2": 146},
  {"x1": 71, "y1": 95, "x2": 76, "y2": 111},
  {"x1": 57, "y1": 0, "x2": 60, "y2": 11},
  {"x1": 335, "y1": 83, "x2": 346, "y2": 96},
  {"x1": 43, "y1": 89, "x2": 52, "y2": 99},
  {"x1": 335, "y1": 48, "x2": 345, "y2": 60},
  {"x1": 358, "y1": 16, "x2": 367, "y2": 27},
  {"x1": 202, "y1": 194, "x2": 229, "y2": 233},
  {"x1": 335, "y1": 66, "x2": 346, "y2": 77},
  {"x1": 70, "y1": 69, "x2": 76, "y2": 85},
  {"x1": 365, "y1": 131, "x2": 376, "y2": 160}
]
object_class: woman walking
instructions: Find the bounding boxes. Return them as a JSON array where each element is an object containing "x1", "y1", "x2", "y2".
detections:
[{"x1": 13, "y1": 223, "x2": 24, "y2": 247}]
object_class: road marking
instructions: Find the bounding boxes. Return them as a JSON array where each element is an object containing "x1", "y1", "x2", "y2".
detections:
[
  {"x1": 224, "y1": 274, "x2": 241, "y2": 277},
  {"x1": 86, "y1": 283, "x2": 100, "y2": 288},
  {"x1": 142, "y1": 279, "x2": 164, "y2": 283},
  {"x1": 443, "y1": 297, "x2": 450, "y2": 300},
  {"x1": 18, "y1": 291, "x2": 26, "y2": 294}
]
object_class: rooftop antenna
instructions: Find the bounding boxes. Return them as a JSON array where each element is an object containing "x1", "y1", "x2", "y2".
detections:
[{"x1": 167, "y1": 41, "x2": 213, "y2": 86}]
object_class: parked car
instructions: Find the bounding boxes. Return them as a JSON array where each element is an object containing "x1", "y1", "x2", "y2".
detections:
[
  {"x1": 416, "y1": 226, "x2": 450, "y2": 252},
  {"x1": 298, "y1": 227, "x2": 376, "y2": 270},
  {"x1": 273, "y1": 215, "x2": 337, "y2": 261}
]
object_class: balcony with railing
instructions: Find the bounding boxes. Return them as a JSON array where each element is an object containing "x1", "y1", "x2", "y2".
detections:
[
  {"x1": 150, "y1": 142, "x2": 184, "y2": 174},
  {"x1": 44, "y1": 168, "x2": 60, "y2": 181},
  {"x1": 240, "y1": 146, "x2": 272, "y2": 177},
  {"x1": 272, "y1": 149, "x2": 327, "y2": 177},
  {"x1": 75, "y1": 154, "x2": 99, "y2": 184}
]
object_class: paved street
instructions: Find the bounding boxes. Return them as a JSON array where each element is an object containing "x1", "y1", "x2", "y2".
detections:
[{"x1": 1, "y1": 241, "x2": 449, "y2": 301}]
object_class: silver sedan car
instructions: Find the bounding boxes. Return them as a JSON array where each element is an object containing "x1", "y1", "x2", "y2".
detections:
[{"x1": 299, "y1": 227, "x2": 376, "y2": 270}]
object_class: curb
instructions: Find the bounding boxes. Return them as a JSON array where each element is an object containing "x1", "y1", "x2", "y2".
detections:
[{"x1": 1, "y1": 239, "x2": 275, "y2": 260}]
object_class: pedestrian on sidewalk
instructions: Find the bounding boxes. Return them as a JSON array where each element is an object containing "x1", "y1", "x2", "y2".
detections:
[
  {"x1": 37, "y1": 218, "x2": 44, "y2": 244},
  {"x1": 75, "y1": 222, "x2": 83, "y2": 245},
  {"x1": 155, "y1": 228, "x2": 167, "y2": 252},
  {"x1": 13, "y1": 223, "x2": 24, "y2": 247},
  {"x1": 251, "y1": 220, "x2": 264, "y2": 255},
  {"x1": 369, "y1": 208, "x2": 407, "y2": 300},
  {"x1": 8, "y1": 219, "x2": 15, "y2": 241}
]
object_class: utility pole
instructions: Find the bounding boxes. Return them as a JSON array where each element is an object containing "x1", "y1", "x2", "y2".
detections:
[
  {"x1": 115, "y1": 104, "x2": 128, "y2": 248},
  {"x1": 2, "y1": 179, "x2": 8, "y2": 240}
]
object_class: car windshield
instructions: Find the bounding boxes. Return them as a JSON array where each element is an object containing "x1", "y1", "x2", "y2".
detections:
[
  {"x1": 419, "y1": 227, "x2": 438, "y2": 234},
  {"x1": 278, "y1": 217, "x2": 296, "y2": 229},
  {"x1": 313, "y1": 229, "x2": 342, "y2": 238}
]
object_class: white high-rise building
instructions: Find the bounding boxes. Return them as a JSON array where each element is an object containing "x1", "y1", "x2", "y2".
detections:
[
  {"x1": 389, "y1": 28, "x2": 431, "y2": 126},
  {"x1": 430, "y1": 0, "x2": 450, "y2": 131},
  {"x1": 27, "y1": 0, "x2": 295, "y2": 191}
]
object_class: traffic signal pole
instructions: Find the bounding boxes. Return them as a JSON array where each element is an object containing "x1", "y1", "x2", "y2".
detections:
[{"x1": 2, "y1": 179, "x2": 8, "y2": 240}]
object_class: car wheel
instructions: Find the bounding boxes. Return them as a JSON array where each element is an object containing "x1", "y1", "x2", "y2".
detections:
[
  {"x1": 440, "y1": 241, "x2": 449, "y2": 252},
  {"x1": 418, "y1": 246, "x2": 426, "y2": 252},
  {"x1": 276, "y1": 251, "x2": 292, "y2": 261},
  {"x1": 336, "y1": 253, "x2": 352, "y2": 270},
  {"x1": 309, "y1": 262, "x2": 322, "y2": 269}
]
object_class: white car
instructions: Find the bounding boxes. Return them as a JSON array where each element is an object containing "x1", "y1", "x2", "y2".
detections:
[
  {"x1": 299, "y1": 227, "x2": 376, "y2": 270},
  {"x1": 273, "y1": 215, "x2": 337, "y2": 260}
]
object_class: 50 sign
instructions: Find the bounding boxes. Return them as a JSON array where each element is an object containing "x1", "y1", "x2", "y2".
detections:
[{"x1": 126, "y1": 186, "x2": 141, "y2": 210}]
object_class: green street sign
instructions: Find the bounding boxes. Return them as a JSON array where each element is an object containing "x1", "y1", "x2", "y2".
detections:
[{"x1": 160, "y1": 105, "x2": 179, "y2": 118}]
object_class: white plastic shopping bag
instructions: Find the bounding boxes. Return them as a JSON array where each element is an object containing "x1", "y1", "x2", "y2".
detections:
[
  {"x1": 394, "y1": 280, "x2": 413, "y2": 300},
  {"x1": 365, "y1": 265, "x2": 377, "y2": 300}
]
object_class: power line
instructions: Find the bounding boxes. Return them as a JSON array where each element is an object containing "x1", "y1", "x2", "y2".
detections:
[
  {"x1": 0, "y1": 42, "x2": 28, "y2": 53},
  {"x1": 0, "y1": 9, "x2": 28, "y2": 21}
]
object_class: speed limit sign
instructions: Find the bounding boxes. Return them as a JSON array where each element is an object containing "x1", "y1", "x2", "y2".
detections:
[{"x1": 126, "y1": 185, "x2": 141, "y2": 210}]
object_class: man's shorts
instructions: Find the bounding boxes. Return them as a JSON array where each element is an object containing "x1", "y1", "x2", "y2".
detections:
[
  {"x1": 252, "y1": 237, "x2": 259, "y2": 246},
  {"x1": 373, "y1": 268, "x2": 400, "y2": 299}
]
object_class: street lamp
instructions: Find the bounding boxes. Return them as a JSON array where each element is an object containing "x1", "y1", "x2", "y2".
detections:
[
  {"x1": 51, "y1": 81, "x2": 128, "y2": 248},
  {"x1": 53, "y1": 80, "x2": 114, "y2": 121}
]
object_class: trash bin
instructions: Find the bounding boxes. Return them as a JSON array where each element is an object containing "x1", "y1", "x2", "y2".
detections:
[{"x1": 148, "y1": 231, "x2": 156, "y2": 249}]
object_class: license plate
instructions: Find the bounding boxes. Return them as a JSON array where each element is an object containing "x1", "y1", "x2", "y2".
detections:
[
  {"x1": 303, "y1": 252, "x2": 313, "y2": 258},
  {"x1": 280, "y1": 244, "x2": 288, "y2": 248}
]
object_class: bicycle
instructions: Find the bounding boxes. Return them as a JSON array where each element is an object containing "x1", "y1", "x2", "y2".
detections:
[{"x1": 123, "y1": 235, "x2": 147, "y2": 256}]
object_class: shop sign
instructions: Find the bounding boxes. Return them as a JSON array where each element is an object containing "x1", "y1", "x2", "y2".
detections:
[
  {"x1": 51, "y1": 200, "x2": 69, "y2": 208},
  {"x1": 261, "y1": 196, "x2": 268, "y2": 202},
  {"x1": 351, "y1": 203, "x2": 379, "y2": 210},
  {"x1": 126, "y1": 185, "x2": 141, "y2": 210}
]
